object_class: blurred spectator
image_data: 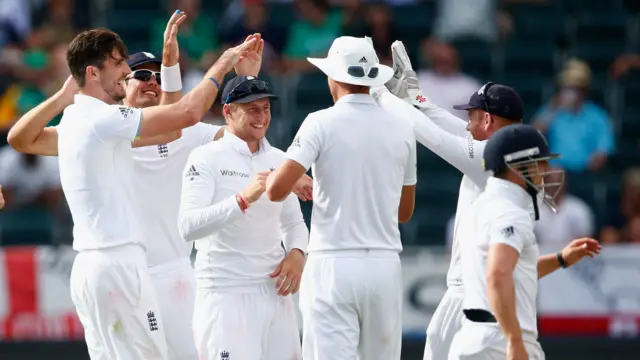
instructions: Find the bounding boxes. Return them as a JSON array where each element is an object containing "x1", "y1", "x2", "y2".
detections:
[
  {"x1": 283, "y1": 0, "x2": 343, "y2": 72},
  {"x1": 221, "y1": 0, "x2": 286, "y2": 73},
  {"x1": 533, "y1": 59, "x2": 615, "y2": 172},
  {"x1": 0, "y1": 146, "x2": 61, "y2": 210},
  {"x1": 610, "y1": 53, "x2": 640, "y2": 79},
  {"x1": 432, "y1": 0, "x2": 498, "y2": 43},
  {"x1": 151, "y1": 0, "x2": 218, "y2": 71},
  {"x1": 34, "y1": 0, "x2": 77, "y2": 44},
  {"x1": 0, "y1": 0, "x2": 32, "y2": 47},
  {"x1": 534, "y1": 170, "x2": 595, "y2": 247},
  {"x1": 628, "y1": 216, "x2": 640, "y2": 244},
  {"x1": 600, "y1": 167, "x2": 640, "y2": 244},
  {"x1": 344, "y1": 2, "x2": 397, "y2": 65},
  {"x1": 417, "y1": 38, "x2": 481, "y2": 120}
]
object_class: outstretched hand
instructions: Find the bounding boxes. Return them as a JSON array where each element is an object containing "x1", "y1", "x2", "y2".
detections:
[
  {"x1": 561, "y1": 237, "x2": 601, "y2": 266},
  {"x1": 234, "y1": 33, "x2": 264, "y2": 77},
  {"x1": 215, "y1": 34, "x2": 261, "y2": 75},
  {"x1": 163, "y1": 10, "x2": 188, "y2": 66}
]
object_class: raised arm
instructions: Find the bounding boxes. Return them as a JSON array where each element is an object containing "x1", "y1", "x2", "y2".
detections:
[
  {"x1": 7, "y1": 77, "x2": 76, "y2": 156},
  {"x1": 388, "y1": 40, "x2": 469, "y2": 137},
  {"x1": 373, "y1": 86, "x2": 488, "y2": 186},
  {"x1": 160, "y1": 11, "x2": 186, "y2": 106},
  {"x1": 138, "y1": 35, "x2": 260, "y2": 138},
  {"x1": 177, "y1": 148, "x2": 245, "y2": 241}
]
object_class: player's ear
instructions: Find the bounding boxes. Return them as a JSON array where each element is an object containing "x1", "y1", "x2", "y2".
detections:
[{"x1": 86, "y1": 66, "x2": 98, "y2": 82}]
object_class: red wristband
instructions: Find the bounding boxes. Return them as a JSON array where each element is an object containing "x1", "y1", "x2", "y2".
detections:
[{"x1": 236, "y1": 193, "x2": 248, "y2": 212}]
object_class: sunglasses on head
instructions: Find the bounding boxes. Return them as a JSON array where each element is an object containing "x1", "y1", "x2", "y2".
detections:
[
  {"x1": 347, "y1": 65, "x2": 379, "y2": 79},
  {"x1": 480, "y1": 82, "x2": 494, "y2": 113},
  {"x1": 225, "y1": 79, "x2": 270, "y2": 104},
  {"x1": 127, "y1": 69, "x2": 161, "y2": 85}
]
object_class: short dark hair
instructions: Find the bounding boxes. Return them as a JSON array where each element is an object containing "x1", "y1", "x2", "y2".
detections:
[{"x1": 67, "y1": 28, "x2": 128, "y2": 87}]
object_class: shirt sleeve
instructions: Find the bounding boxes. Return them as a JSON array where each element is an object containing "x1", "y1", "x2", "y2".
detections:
[
  {"x1": 284, "y1": 113, "x2": 323, "y2": 171},
  {"x1": 487, "y1": 212, "x2": 531, "y2": 254},
  {"x1": 374, "y1": 87, "x2": 488, "y2": 187},
  {"x1": 178, "y1": 148, "x2": 245, "y2": 241},
  {"x1": 404, "y1": 135, "x2": 417, "y2": 186},
  {"x1": 280, "y1": 193, "x2": 309, "y2": 254},
  {"x1": 185, "y1": 122, "x2": 223, "y2": 147},
  {"x1": 92, "y1": 105, "x2": 142, "y2": 143},
  {"x1": 412, "y1": 96, "x2": 469, "y2": 138}
]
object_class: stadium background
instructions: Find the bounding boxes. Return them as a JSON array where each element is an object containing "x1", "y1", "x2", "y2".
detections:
[{"x1": 1, "y1": 0, "x2": 640, "y2": 359}]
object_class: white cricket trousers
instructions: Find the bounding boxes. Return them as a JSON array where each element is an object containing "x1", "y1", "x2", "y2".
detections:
[
  {"x1": 70, "y1": 244, "x2": 168, "y2": 360},
  {"x1": 423, "y1": 286, "x2": 465, "y2": 360},
  {"x1": 448, "y1": 320, "x2": 545, "y2": 360},
  {"x1": 148, "y1": 258, "x2": 198, "y2": 360},
  {"x1": 299, "y1": 249, "x2": 403, "y2": 360},
  {"x1": 193, "y1": 279, "x2": 301, "y2": 360}
]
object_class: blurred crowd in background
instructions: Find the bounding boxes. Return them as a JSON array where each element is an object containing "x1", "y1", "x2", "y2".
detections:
[{"x1": 0, "y1": 0, "x2": 639, "y2": 249}]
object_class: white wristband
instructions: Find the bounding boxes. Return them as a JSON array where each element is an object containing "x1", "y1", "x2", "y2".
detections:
[{"x1": 161, "y1": 63, "x2": 182, "y2": 92}]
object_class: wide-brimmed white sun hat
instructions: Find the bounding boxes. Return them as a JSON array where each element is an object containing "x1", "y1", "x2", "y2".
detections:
[{"x1": 307, "y1": 36, "x2": 394, "y2": 87}]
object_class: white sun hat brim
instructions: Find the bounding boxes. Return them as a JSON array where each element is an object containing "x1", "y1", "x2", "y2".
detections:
[{"x1": 307, "y1": 57, "x2": 394, "y2": 86}]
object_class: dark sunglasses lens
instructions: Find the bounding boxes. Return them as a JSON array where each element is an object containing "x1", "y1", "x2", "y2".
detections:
[
  {"x1": 347, "y1": 66, "x2": 365, "y2": 77},
  {"x1": 368, "y1": 67, "x2": 379, "y2": 78},
  {"x1": 132, "y1": 70, "x2": 161, "y2": 85},
  {"x1": 132, "y1": 70, "x2": 152, "y2": 82}
]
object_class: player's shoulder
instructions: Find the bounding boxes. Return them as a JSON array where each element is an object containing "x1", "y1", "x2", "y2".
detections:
[
  {"x1": 474, "y1": 191, "x2": 530, "y2": 223},
  {"x1": 188, "y1": 141, "x2": 226, "y2": 162}
]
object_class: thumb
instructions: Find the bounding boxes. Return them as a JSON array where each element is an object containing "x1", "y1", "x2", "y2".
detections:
[{"x1": 270, "y1": 262, "x2": 282, "y2": 277}]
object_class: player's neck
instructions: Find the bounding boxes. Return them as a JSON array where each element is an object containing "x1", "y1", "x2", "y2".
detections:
[
  {"x1": 79, "y1": 85, "x2": 117, "y2": 105},
  {"x1": 228, "y1": 128, "x2": 260, "y2": 153}
]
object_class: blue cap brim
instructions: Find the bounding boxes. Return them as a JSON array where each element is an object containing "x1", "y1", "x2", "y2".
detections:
[
  {"x1": 453, "y1": 103, "x2": 479, "y2": 111},
  {"x1": 128, "y1": 58, "x2": 162, "y2": 69},
  {"x1": 228, "y1": 93, "x2": 278, "y2": 104}
]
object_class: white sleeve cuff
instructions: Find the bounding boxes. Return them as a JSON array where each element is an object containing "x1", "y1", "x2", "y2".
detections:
[{"x1": 161, "y1": 63, "x2": 182, "y2": 92}]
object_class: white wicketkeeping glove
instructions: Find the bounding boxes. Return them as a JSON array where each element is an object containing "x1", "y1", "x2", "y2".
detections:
[{"x1": 387, "y1": 41, "x2": 429, "y2": 107}]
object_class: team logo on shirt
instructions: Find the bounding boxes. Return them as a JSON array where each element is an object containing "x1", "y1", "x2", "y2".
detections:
[
  {"x1": 501, "y1": 226, "x2": 515, "y2": 238},
  {"x1": 157, "y1": 144, "x2": 169, "y2": 158},
  {"x1": 119, "y1": 106, "x2": 134, "y2": 119},
  {"x1": 147, "y1": 311, "x2": 158, "y2": 331},
  {"x1": 220, "y1": 169, "x2": 250, "y2": 178},
  {"x1": 220, "y1": 350, "x2": 230, "y2": 359},
  {"x1": 185, "y1": 165, "x2": 200, "y2": 180},
  {"x1": 290, "y1": 136, "x2": 301, "y2": 148}
]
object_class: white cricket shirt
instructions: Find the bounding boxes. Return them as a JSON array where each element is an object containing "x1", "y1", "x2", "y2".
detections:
[
  {"x1": 460, "y1": 177, "x2": 539, "y2": 336},
  {"x1": 178, "y1": 131, "x2": 309, "y2": 288},
  {"x1": 57, "y1": 94, "x2": 144, "y2": 251},
  {"x1": 132, "y1": 123, "x2": 221, "y2": 267},
  {"x1": 285, "y1": 94, "x2": 417, "y2": 253},
  {"x1": 373, "y1": 87, "x2": 489, "y2": 287}
]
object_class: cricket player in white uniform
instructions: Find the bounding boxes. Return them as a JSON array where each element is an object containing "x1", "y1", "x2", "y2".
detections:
[
  {"x1": 372, "y1": 41, "x2": 602, "y2": 360},
  {"x1": 449, "y1": 124, "x2": 600, "y2": 360},
  {"x1": 7, "y1": 25, "x2": 260, "y2": 359},
  {"x1": 7, "y1": 20, "x2": 309, "y2": 360},
  {"x1": 266, "y1": 36, "x2": 417, "y2": 360},
  {"x1": 178, "y1": 75, "x2": 308, "y2": 360}
]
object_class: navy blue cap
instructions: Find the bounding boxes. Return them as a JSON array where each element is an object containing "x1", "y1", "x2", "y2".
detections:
[
  {"x1": 127, "y1": 52, "x2": 161, "y2": 69},
  {"x1": 221, "y1": 76, "x2": 277, "y2": 104},
  {"x1": 453, "y1": 83, "x2": 524, "y2": 122},
  {"x1": 483, "y1": 124, "x2": 559, "y2": 173}
]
